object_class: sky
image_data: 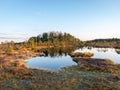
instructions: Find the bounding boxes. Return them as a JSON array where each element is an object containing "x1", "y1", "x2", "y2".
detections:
[{"x1": 0, "y1": 0, "x2": 120, "y2": 42}]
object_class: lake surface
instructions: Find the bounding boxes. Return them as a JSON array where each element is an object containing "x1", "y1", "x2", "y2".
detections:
[
  {"x1": 75, "y1": 47, "x2": 120, "y2": 64},
  {"x1": 26, "y1": 47, "x2": 120, "y2": 71},
  {"x1": 27, "y1": 55, "x2": 77, "y2": 71}
]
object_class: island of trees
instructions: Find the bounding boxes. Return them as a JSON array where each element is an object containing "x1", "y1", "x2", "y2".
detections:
[
  {"x1": 0, "y1": 31, "x2": 83, "y2": 54},
  {"x1": 1, "y1": 32, "x2": 120, "y2": 90},
  {"x1": 28, "y1": 31, "x2": 83, "y2": 48},
  {"x1": 1, "y1": 32, "x2": 120, "y2": 55}
]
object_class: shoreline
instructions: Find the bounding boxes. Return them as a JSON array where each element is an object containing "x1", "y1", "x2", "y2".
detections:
[{"x1": 0, "y1": 47, "x2": 120, "y2": 90}]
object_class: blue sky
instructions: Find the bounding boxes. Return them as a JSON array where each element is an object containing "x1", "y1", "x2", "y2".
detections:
[{"x1": 0, "y1": 0, "x2": 120, "y2": 42}]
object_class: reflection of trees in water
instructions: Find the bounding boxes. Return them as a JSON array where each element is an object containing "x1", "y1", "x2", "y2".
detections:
[
  {"x1": 86, "y1": 47, "x2": 112, "y2": 53},
  {"x1": 36, "y1": 47, "x2": 77, "y2": 57},
  {"x1": 43, "y1": 50, "x2": 49, "y2": 56},
  {"x1": 97, "y1": 48, "x2": 108, "y2": 53},
  {"x1": 115, "y1": 49, "x2": 120, "y2": 54},
  {"x1": 37, "y1": 47, "x2": 120, "y2": 56},
  {"x1": 96, "y1": 48, "x2": 120, "y2": 54},
  {"x1": 87, "y1": 46, "x2": 92, "y2": 50}
]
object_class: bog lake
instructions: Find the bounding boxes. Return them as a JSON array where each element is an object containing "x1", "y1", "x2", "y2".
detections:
[{"x1": 26, "y1": 47, "x2": 120, "y2": 71}]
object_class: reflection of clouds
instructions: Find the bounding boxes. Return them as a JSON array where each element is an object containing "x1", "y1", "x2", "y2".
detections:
[{"x1": 73, "y1": 47, "x2": 120, "y2": 64}]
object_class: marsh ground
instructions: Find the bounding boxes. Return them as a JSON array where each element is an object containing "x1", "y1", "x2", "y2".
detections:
[{"x1": 0, "y1": 56, "x2": 120, "y2": 90}]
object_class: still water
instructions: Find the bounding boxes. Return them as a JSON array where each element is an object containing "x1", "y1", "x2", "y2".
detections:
[
  {"x1": 75, "y1": 47, "x2": 120, "y2": 64},
  {"x1": 27, "y1": 55, "x2": 77, "y2": 71},
  {"x1": 26, "y1": 47, "x2": 120, "y2": 71}
]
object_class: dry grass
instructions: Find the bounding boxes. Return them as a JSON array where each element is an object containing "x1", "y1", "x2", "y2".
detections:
[
  {"x1": 0, "y1": 53, "x2": 120, "y2": 90},
  {"x1": 0, "y1": 63, "x2": 120, "y2": 90},
  {"x1": 73, "y1": 58, "x2": 118, "y2": 73},
  {"x1": 70, "y1": 52, "x2": 94, "y2": 58}
]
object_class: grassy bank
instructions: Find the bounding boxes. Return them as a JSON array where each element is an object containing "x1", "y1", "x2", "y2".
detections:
[
  {"x1": 0, "y1": 57, "x2": 120, "y2": 90},
  {"x1": 0, "y1": 45, "x2": 120, "y2": 90}
]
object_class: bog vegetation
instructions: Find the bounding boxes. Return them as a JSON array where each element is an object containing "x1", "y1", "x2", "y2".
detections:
[
  {"x1": 0, "y1": 57, "x2": 120, "y2": 90},
  {"x1": 1, "y1": 32, "x2": 120, "y2": 90},
  {"x1": 85, "y1": 38, "x2": 120, "y2": 48}
]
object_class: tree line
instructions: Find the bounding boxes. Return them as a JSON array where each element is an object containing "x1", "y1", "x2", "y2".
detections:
[
  {"x1": 85, "y1": 38, "x2": 120, "y2": 48},
  {"x1": 28, "y1": 31, "x2": 83, "y2": 47},
  {"x1": 0, "y1": 32, "x2": 83, "y2": 54}
]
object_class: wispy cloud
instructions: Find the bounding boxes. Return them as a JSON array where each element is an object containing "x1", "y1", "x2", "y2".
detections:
[
  {"x1": 0, "y1": 37, "x2": 28, "y2": 39},
  {"x1": 0, "y1": 33, "x2": 11, "y2": 35}
]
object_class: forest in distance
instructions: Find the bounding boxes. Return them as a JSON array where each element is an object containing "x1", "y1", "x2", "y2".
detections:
[{"x1": 0, "y1": 31, "x2": 120, "y2": 54}]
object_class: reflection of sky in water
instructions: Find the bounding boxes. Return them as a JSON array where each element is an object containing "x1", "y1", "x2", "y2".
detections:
[
  {"x1": 27, "y1": 47, "x2": 120, "y2": 71},
  {"x1": 75, "y1": 47, "x2": 120, "y2": 64},
  {"x1": 27, "y1": 55, "x2": 77, "y2": 71}
]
